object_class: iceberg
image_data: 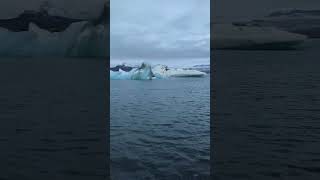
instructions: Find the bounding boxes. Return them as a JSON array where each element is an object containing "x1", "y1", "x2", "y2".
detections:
[
  {"x1": 184, "y1": 64, "x2": 210, "y2": 74},
  {"x1": 152, "y1": 65, "x2": 206, "y2": 78},
  {"x1": 110, "y1": 69, "x2": 134, "y2": 80},
  {"x1": 0, "y1": 2, "x2": 109, "y2": 57},
  {"x1": 243, "y1": 9, "x2": 320, "y2": 38},
  {"x1": 110, "y1": 63, "x2": 206, "y2": 80},
  {"x1": 68, "y1": 23, "x2": 109, "y2": 57},
  {"x1": 110, "y1": 63, "x2": 154, "y2": 80},
  {"x1": 212, "y1": 23, "x2": 307, "y2": 50},
  {"x1": 0, "y1": 21, "x2": 108, "y2": 57}
]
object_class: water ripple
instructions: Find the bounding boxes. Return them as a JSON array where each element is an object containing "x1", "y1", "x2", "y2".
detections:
[{"x1": 111, "y1": 77, "x2": 210, "y2": 179}]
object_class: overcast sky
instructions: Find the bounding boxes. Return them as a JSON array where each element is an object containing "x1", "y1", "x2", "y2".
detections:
[
  {"x1": 0, "y1": 0, "x2": 105, "y2": 19},
  {"x1": 111, "y1": 0, "x2": 319, "y2": 62},
  {"x1": 110, "y1": 0, "x2": 210, "y2": 62}
]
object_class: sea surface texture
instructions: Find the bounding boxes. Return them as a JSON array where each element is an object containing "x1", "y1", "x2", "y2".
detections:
[
  {"x1": 111, "y1": 76, "x2": 210, "y2": 180},
  {"x1": 0, "y1": 58, "x2": 108, "y2": 180},
  {"x1": 213, "y1": 44, "x2": 320, "y2": 180}
]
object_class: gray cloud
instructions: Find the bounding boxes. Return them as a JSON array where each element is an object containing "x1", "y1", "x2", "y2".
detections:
[{"x1": 110, "y1": 0, "x2": 210, "y2": 61}]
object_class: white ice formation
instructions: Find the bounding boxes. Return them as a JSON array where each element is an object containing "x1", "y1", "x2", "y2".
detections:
[
  {"x1": 152, "y1": 65, "x2": 207, "y2": 78},
  {"x1": 212, "y1": 24, "x2": 307, "y2": 49},
  {"x1": 110, "y1": 63, "x2": 154, "y2": 80},
  {"x1": 0, "y1": 21, "x2": 108, "y2": 57},
  {"x1": 110, "y1": 63, "x2": 207, "y2": 80}
]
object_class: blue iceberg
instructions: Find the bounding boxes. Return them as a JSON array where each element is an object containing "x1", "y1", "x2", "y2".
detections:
[{"x1": 110, "y1": 63, "x2": 206, "y2": 80}]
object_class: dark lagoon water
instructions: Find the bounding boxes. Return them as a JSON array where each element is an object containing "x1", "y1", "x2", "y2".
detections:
[
  {"x1": 213, "y1": 42, "x2": 320, "y2": 180},
  {"x1": 111, "y1": 76, "x2": 210, "y2": 180},
  {"x1": 0, "y1": 58, "x2": 108, "y2": 180}
]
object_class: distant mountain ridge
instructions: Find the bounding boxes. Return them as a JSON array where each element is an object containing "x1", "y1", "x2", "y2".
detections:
[
  {"x1": 0, "y1": 10, "x2": 84, "y2": 32},
  {"x1": 0, "y1": 2, "x2": 109, "y2": 32},
  {"x1": 110, "y1": 64, "x2": 133, "y2": 72},
  {"x1": 267, "y1": 9, "x2": 320, "y2": 18},
  {"x1": 0, "y1": 1, "x2": 109, "y2": 57}
]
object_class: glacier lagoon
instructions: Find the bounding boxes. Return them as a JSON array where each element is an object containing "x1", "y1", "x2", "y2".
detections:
[{"x1": 110, "y1": 71, "x2": 210, "y2": 179}]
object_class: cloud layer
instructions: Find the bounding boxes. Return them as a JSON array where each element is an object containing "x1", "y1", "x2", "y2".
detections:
[{"x1": 110, "y1": 0, "x2": 210, "y2": 60}]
